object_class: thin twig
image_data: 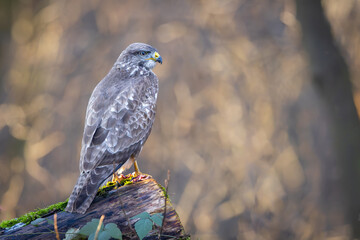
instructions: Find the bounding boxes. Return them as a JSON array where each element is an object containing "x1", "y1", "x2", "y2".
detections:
[
  {"x1": 40, "y1": 225, "x2": 55, "y2": 234},
  {"x1": 159, "y1": 170, "x2": 170, "y2": 239},
  {"x1": 160, "y1": 234, "x2": 190, "y2": 239},
  {"x1": 118, "y1": 196, "x2": 137, "y2": 238},
  {"x1": 54, "y1": 213, "x2": 60, "y2": 240},
  {"x1": 94, "y1": 215, "x2": 105, "y2": 240},
  {"x1": 112, "y1": 161, "x2": 117, "y2": 182}
]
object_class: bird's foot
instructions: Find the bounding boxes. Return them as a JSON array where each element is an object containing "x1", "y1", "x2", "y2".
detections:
[
  {"x1": 131, "y1": 171, "x2": 149, "y2": 183},
  {"x1": 112, "y1": 172, "x2": 126, "y2": 185},
  {"x1": 132, "y1": 164, "x2": 147, "y2": 179},
  {"x1": 133, "y1": 169, "x2": 142, "y2": 178}
]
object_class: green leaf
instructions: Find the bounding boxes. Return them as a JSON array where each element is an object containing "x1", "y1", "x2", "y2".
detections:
[
  {"x1": 134, "y1": 218, "x2": 153, "y2": 240},
  {"x1": 98, "y1": 231, "x2": 112, "y2": 240},
  {"x1": 132, "y1": 212, "x2": 150, "y2": 220},
  {"x1": 104, "y1": 223, "x2": 122, "y2": 239},
  {"x1": 88, "y1": 231, "x2": 111, "y2": 240},
  {"x1": 79, "y1": 218, "x2": 103, "y2": 236},
  {"x1": 31, "y1": 218, "x2": 45, "y2": 226},
  {"x1": 64, "y1": 228, "x2": 80, "y2": 240},
  {"x1": 47, "y1": 219, "x2": 54, "y2": 225},
  {"x1": 150, "y1": 213, "x2": 163, "y2": 227},
  {"x1": 88, "y1": 232, "x2": 95, "y2": 240}
]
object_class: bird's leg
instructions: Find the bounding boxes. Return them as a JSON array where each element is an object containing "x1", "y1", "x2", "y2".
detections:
[
  {"x1": 112, "y1": 162, "x2": 124, "y2": 184},
  {"x1": 133, "y1": 157, "x2": 142, "y2": 177},
  {"x1": 132, "y1": 158, "x2": 148, "y2": 181}
]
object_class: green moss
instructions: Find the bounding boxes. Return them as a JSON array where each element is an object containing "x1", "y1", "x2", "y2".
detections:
[
  {"x1": 178, "y1": 236, "x2": 191, "y2": 240},
  {"x1": 119, "y1": 177, "x2": 133, "y2": 186},
  {"x1": 96, "y1": 174, "x2": 134, "y2": 197},
  {"x1": 97, "y1": 181, "x2": 117, "y2": 196},
  {"x1": 0, "y1": 200, "x2": 68, "y2": 229},
  {"x1": 157, "y1": 183, "x2": 169, "y2": 199},
  {"x1": 0, "y1": 174, "x2": 140, "y2": 229}
]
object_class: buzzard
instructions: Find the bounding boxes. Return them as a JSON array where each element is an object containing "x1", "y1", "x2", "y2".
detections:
[{"x1": 65, "y1": 43, "x2": 162, "y2": 214}]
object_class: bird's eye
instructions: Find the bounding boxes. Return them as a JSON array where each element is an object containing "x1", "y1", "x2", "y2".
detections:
[{"x1": 139, "y1": 51, "x2": 146, "y2": 56}]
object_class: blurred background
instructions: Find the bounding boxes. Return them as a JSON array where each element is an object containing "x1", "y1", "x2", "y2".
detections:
[{"x1": 1, "y1": 0, "x2": 360, "y2": 239}]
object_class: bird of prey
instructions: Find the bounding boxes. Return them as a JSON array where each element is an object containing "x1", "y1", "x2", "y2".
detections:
[{"x1": 65, "y1": 43, "x2": 162, "y2": 214}]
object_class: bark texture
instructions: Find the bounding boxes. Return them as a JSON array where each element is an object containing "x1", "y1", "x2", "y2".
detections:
[{"x1": 0, "y1": 177, "x2": 185, "y2": 240}]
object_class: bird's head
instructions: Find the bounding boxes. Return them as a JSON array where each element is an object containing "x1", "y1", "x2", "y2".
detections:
[{"x1": 119, "y1": 43, "x2": 162, "y2": 70}]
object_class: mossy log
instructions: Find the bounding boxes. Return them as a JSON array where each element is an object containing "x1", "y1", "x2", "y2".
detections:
[{"x1": 0, "y1": 176, "x2": 186, "y2": 239}]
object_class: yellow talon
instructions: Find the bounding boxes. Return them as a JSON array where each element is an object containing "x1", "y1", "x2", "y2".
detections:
[{"x1": 112, "y1": 172, "x2": 124, "y2": 184}]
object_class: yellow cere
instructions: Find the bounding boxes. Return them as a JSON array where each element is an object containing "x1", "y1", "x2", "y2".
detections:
[{"x1": 154, "y1": 51, "x2": 160, "y2": 58}]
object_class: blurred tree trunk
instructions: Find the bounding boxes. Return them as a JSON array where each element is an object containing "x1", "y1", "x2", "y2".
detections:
[
  {"x1": 296, "y1": 0, "x2": 360, "y2": 237},
  {"x1": 0, "y1": 1, "x2": 26, "y2": 221},
  {"x1": 0, "y1": 0, "x2": 13, "y2": 100}
]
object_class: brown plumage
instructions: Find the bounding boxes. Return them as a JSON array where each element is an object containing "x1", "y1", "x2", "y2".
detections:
[{"x1": 65, "y1": 43, "x2": 162, "y2": 214}]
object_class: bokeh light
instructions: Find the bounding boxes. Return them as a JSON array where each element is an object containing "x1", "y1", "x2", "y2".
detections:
[{"x1": 0, "y1": 0, "x2": 359, "y2": 239}]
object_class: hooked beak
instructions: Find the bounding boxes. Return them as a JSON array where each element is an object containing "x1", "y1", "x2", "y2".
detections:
[
  {"x1": 154, "y1": 51, "x2": 162, "y2": 64},
  {"x1": 147, "y1": 51, "x2": 163, "y2": 64},
  {"x1": 156, "y1": 55, "x2": 163, "y2": 64}
]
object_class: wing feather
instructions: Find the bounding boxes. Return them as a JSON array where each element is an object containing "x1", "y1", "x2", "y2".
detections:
[{"x1": 79, "y1": 73, "x2": 157, "y2": 172}]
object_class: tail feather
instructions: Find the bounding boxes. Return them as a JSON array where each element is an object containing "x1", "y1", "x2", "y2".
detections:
[{"x1": 65, "y1": 166, "x2": 113, "y2": 213}]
